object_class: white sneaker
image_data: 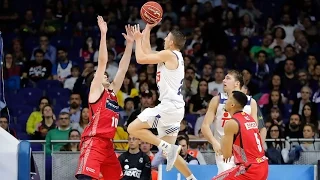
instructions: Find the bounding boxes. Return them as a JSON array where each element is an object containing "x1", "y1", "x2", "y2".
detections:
[{"x1": 166, "y1": 145, "x2": 181, "y2": 171}]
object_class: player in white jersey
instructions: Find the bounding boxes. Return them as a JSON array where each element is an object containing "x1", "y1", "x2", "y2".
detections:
[
  {"x1": 127, "y1": 24, "x2": 197, "y2": 180},
  {"x1": 201, "y1": 70, "x2": 259, "y2": 174}
]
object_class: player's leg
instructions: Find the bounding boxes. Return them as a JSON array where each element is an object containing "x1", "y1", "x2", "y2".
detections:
[
  {"x1": 100, "y1": 140, "x2": 123, "y2": 180},
  {"x1": 75, "y1": 138, "x2": 103, "y2": 180},
  {"x1": 127, "y1": 118, "x2": 162, "y2": 146},
  {"x1": 161, "y1": 135, "x2": 197, "y2": 180}
]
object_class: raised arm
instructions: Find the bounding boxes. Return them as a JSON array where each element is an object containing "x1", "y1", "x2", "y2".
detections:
[
  {"x1": 132, "y1": 24, "x2": 172, "y2": 65},
  {"x1": 89, "y1": 16, "x2": 108, "y2": 103},
  {"x1": 110, "y1": 25, "x2": 134, "y2": 93},
  {"x1": 201, "y1": 96, "x2": 221, "y2": 154},
  {"x1": 141, "y1": 22, "x2": 160, "y2": 54}
]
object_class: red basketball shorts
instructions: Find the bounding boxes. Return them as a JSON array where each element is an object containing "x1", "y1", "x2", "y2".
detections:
[
  {"x1": 212, "y1": 161, "x2": 268, "y2": 180},
  {"x1": 75, "y1": 137, "x2": 123, "y2": 180}
]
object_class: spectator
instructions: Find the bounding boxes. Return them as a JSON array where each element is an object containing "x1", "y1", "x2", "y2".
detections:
[
  {"x1": 184, "y1": 67, "x2": 199, "y2": 95},
  {"x1": 118, "y1": 135, "x2": 151, "y2": 180},
  {"x1": 242, "y1": 69, "x2": 259, "y2": 96},
  {"x1": 60, "y1": 129, "x2": 81, "y2": 152},
  {"x1": 73, "y1": 61, "x2": 95, "y2": 105},
  {"x1": 119, "y1": 98, "x2": 135, "y2": 126},
  {"x1": 72, "y1": 107, "x2": 89, "y2": 134},
  {"x1": 301, "y1": 102, "x2": 319, "y2": 131},
  {"x1": 33, "y1": 105, "x2": 56, "y2": 140},
  {"x1": 80, "y1": 36, "x2": 97, "y2": 61},
  {"x1": 300, "y1": 124, "x2": 320, "y2": 151},
  {"x1": 273, "y1": 46, "x2": 286, "y2": 64},
  {"x1": 269, "y1": 27, "x2": 287, "y2": 50},
  {"x1": 251, "y1": 50, "x2": 270, "y2": 88},
  {"x1": 64, "y1": 66, "x2": 80, "y2": 90},
  {"x1": 201, "y1": 64, "x2": 214, "y2": 82},
  {"x1": 188, "y1": 79, "x2": 213, "y2": 115},
  {"x1": 284, "y1": 114, "x2": 303, "y2": 138},
  {"x1": 208, "y1": 67, "x2": 224, "y2": 96},
  {"x1": 22, "y1": 49, "x2": 53, "y2": 83},
  {"x1": 0, "y1": 116, "x2": 16, "y2": 138},
  {"x1": 60, "y1": 93, "x2": 82, "y2": 123},
  {"x1": 292, "y1": 86, "x2": 313, "y2": 115},
  {"x1": 116, "y1": 73, "x2": 139, "y2": 108},
  {"x1": 45, "y1": 112, "x2": 71, "y2": 154},
  {"x1": 1, "y1": 52, "x2": 21, "y2": 80},
  {"x1": 277, "y1": 13, "x2": 297, "y2": 44},
  {"x1": 52, "y1": 47, "x2": 75, "y2": 82},
  {"x1": 26, "y1": 97, "x2": 51, "y2": 135},
  {"x1": 30, "y1": 35, "x2": 57, "y2": 64},
  {"x1": 250, "y1": 34, "x2": 273, "y2": 59},
  {"x1": 176, "y1": 136, "x2": 199, "y2": 165},
  {"x1": 264, "y1": 124, "x2": 290, "y2": 164}
]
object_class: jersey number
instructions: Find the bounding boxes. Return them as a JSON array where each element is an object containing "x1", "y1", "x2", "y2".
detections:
[
  {"x1": 254, "y1": 133, "x2": 263, "y2": 152},
  {"x1": 177, "y1": 79, "x2": 184, "y2": 95},
  {"x1": 112, "y1": 117, "x2": 118, "y2": 128}
]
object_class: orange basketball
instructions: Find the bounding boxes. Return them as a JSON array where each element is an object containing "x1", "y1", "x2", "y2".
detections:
[{"x1": 140, "y1": 1, "x2": 163, "y2": 24}]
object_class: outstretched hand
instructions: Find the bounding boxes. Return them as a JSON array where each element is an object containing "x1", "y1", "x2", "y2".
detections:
[
  {"x1": 122, "y1": 25, "x2": 134, "y2": 44},
  {"x1": 97, "y1": 15, "x2": 108, "y2": 34},
  {"x1": 131, "y1": 24, "x2": 143, "y2": 40},
  {"x1": 145, "y1": 19, "x2": 162, "y2": 30}
]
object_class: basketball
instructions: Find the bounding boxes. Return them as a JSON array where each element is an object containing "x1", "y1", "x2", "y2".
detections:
[{"x1": 140, "y1": 1, "x2": 163, "y2": 24}]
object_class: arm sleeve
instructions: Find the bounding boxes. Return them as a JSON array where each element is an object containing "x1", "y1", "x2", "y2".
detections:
[{"x1": 141, "y1": 155, "x2": 151, "y2": 180}]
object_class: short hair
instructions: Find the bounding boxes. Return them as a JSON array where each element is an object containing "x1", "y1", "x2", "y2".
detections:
[
  {"x1": 59, "y1": 112, "x2": 70, "y2": 117},
  {"x1": 85, "y1": 70, "x2": 108, "y2": 87},
  {"x1": 273, "y1": 45, "x2": 281, "y2": 50},
  {"x1": 170, "y1": 30, "x2": 186, "y2": 50},
  {"x1": 231, "y1": 91, "x2": 248, "y2": 108},
  {"x1": 227, "y1": 69, "x2": 244, "y2": 88},
  {"x1": 176, "y1": 135, "x2": 189, "y2": 146},
  {"x1": 34, "y1": 49, "x2": 44, "y2": 56}
]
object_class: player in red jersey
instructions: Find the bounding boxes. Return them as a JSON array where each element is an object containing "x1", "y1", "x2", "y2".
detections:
[
  {"x1": 75, "y1": 16, "x2": 134, "y2": 180},
  {"x1": 213, "y1": 91, "x2": 268, "y2": 180}
]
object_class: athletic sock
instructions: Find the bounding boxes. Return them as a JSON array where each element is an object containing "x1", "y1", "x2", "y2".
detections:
[
  {"x1": 158, "y1": 140, "x2": 172, "y2": 152},
  {"x1": 186, "y1": 174, "x2": 197, "y2": 180}
]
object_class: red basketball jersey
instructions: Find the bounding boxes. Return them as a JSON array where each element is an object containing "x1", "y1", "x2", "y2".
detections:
[
  {"x1": 232, "y1": 112, "x2": 267, "y2": 166},
  {"x1": 82, "y1": 89, "x2": 120, "y2": 139}
]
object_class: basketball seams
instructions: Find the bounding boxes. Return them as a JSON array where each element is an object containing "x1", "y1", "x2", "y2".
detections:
[{"x1": 140, "y1": 2, "x2": 163, "y2": 24}]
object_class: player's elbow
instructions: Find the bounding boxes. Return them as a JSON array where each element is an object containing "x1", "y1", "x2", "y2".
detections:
[{"x1": 136, "y1": 58, "x2": 148, "y2": 64}]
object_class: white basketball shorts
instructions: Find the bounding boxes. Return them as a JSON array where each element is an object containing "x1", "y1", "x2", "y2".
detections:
[
  {"x1": 137, "y1": 102, "x2": 184, "y2": 138},
  {"x1": 216, "y1": 154, "x2": 236, "y2": 174}
]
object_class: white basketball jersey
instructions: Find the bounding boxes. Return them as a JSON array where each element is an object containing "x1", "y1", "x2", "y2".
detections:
[
  {"x1": 156, "y1": 50, "x2": 185, "y2": 108},
  {"x1": 57, "y1": 61, "x2": 72, "y2": 79},
  {"x1": 213, "y1": 93, "x2": 252, "y2": 143}
]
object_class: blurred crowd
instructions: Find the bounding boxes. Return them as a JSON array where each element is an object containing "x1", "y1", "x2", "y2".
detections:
[{"x1": 1, "y1": 1, "x2": 320, "y2": 178}]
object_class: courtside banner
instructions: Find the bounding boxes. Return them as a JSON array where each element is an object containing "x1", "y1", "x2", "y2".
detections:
[{"x1": 158, "y1": 165, "x2": 316, "y2": 180}]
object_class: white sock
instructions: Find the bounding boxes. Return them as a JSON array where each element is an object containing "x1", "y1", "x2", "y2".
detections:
[
  {"x1": 186, "y1": 174, "x2": 197, "y2": 180},
  {"x1": 158, "y1": 140, "x2": 171, "y2": 152}
]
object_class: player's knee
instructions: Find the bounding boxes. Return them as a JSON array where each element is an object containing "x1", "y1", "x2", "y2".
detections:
[{"x1": 127, "y1": 122, "x2": 136, "y2": 135}]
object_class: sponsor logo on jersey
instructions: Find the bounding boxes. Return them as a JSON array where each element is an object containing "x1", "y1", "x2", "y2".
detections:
[
  {"x1": 244, "y1": 122, "x2": 258, "y2": 130},
  {"x1": 123, "y1": 166, "x2": 142, "y2": 178},
  {"x1": 106, "y1": 99, "x2": 120, "y2": 112},
  {"x1": 86, "y1": 167, "x2": 96, "y2": 173}
]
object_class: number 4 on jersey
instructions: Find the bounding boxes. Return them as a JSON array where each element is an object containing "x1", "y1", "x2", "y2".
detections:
[{"x1": 112, "y1": 117, "x2": 118, "y2": 128}]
